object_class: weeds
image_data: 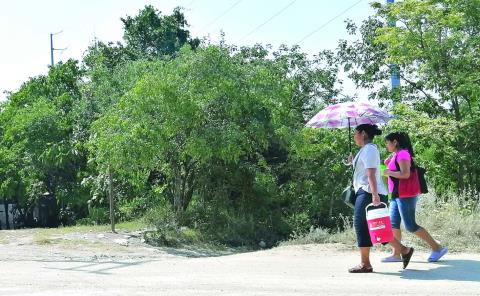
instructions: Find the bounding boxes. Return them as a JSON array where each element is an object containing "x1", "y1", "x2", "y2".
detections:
[{"x1": 284, "y1": 191, "x2": 480, "y2": 253}]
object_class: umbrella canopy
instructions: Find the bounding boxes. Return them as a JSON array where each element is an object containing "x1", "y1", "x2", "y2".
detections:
[
  {"x1": 305, "y1": 101, "x2": 394, "y2": 152},
  {"x1": 306, "y1": 101, "x2": 394, "y2": 129}
]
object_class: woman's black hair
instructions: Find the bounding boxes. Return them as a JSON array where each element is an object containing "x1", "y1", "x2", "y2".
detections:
[
  {"x1": 385, "y1": 132, "x2": 415, "y2": 157},
  {"x1": 355, "y1": 124, "x2": 382, "y2": 140}
]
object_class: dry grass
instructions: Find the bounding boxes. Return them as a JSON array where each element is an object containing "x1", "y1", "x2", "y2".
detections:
[
  {"x1": 282, "y1": 192, "x2": 480, "y2": 253},
  {"x1": 31, "y1": 220, "x2": 146, "y2": 247},
  {"x1": 413, "y1": 192, "x2": 480, "y2": 253}
]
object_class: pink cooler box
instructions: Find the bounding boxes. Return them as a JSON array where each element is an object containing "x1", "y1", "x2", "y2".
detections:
[{"x1": 366, "y1": 202, "x2": 394, "y2": 244}]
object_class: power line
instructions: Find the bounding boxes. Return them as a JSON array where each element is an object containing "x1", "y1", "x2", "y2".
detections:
[
  {"x1": 238, "y1": 0, "x2": 297, "y2": 43},
  {"x1": 199, "y1": 0, "x2": 243, "y2": 33},
  {"x1": 296, "y1": 0, "x2": 364, "y2": 45}
]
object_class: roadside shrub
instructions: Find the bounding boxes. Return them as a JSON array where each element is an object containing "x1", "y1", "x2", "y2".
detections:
[
  {"x1": 143, "y1": 200, "x2": 196, "y2": 247},
  {"x1": 117, "y1": 197, "x2": 147, "y2": 221},
  {"x1": 283, "y1": 191, "x2": 480, "y2": 253},
  {"x1": 88, "y1": 207, "x2": 110, "y2": 225}
]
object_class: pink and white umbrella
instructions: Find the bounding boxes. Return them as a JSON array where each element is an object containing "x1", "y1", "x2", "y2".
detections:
[
  {"x1": 306, "y1": 101, "x2": 394, "y2": 129},
  {"x1": 306, "y1": 101, "x2": 394, "y2": 151}
]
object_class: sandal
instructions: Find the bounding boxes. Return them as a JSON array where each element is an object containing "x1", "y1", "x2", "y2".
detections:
[
  {"x1": 428, "y1": 246, "x2": 448, "y2": 262},
  {"x1": 348, "y1": 264, "x2": 373, "y2": 273},
  {"x1": 401, "y1": 247, "x2": 414, "y2": 269},
  {"x1": 381, "y1": 255, "x2": 402, "y2": 263}
]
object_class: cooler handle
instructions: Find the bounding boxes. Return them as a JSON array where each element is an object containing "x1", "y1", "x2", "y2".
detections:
[{"x1": 365, "y1": 202, "x2": 388, "y2": 216}]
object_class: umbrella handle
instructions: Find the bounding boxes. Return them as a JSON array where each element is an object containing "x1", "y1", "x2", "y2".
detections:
[{"x1": 348, "y1": 118, "x2": 352, "y2": 153}]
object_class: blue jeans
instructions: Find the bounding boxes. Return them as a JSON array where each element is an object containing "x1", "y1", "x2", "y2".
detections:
[
  {"x1": 353, "y1": 189, "x2": 388, "y2": 247},
  {"x1": 390, "y1": 196, "x2": 421, "y2": 233}
]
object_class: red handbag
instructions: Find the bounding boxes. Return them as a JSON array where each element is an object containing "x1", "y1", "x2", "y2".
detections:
[{"x1": 395, "y1": 158, "x2": 421, "y2": 198}]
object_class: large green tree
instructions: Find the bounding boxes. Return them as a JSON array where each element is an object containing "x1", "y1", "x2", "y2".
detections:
[
  {"x1": 0, "y1": 60, "x2": 88, "y2": 223},
  {"x1": 336, "y1": 0, "x2": 480, "y2": 193},
  {"x1": 89, "y1": 44, "x2": 342, "y2": 244}
]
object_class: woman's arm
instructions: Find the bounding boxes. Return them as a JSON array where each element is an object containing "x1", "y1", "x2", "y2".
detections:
[
  {"x1": 384, "y1": 159, "x2": 411, "y2": 179},
  {"x1": 366, "y1": 168, "x2": 381, "y2": 205}
]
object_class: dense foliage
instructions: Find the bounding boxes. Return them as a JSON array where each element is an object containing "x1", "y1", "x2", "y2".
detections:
[{"x1": 1, "y1": 1, "x2": 479, "y2": 246}]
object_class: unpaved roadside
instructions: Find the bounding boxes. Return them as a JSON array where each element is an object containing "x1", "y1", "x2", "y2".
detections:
[{"x1": 0, "y1": 229, "x2": 479, "y2": 296}]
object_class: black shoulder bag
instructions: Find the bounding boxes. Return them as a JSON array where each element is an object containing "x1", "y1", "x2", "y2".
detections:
[{"x1": 413, "y1": 160, "x2": 428, "y2": 194}]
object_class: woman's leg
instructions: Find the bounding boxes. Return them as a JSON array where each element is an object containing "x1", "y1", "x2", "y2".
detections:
[
  {"x1": 360, "y1": 247, "x2": 371, "y2": 267},
  {"x1": 350, "y1": 189, "x2": 374, "y2": 271},
  {"x1": 388, "y1": 237, "x2": 414, "y2": 269},
  {"x1": 389, "y1": 198, "x2": 402, "y2": 259},
  {"x1": 414, "y1": 228, "x2": 441, "y2": 250},
  {"x1": 397, "y1": 197, "x2": 441, "y2": 251},
  {"x1": 388, "y1": 237, "x2": 410, "y2": 255}
]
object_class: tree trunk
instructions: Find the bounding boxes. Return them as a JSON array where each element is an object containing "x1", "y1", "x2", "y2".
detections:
[{"x1": 108, "y1": 165, "x2": 116, "y2": 233}]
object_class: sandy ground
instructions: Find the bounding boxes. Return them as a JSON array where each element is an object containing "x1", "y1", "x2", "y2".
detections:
[{"x1": 0, "y1": 229, "x2": 479, "y2": 296}]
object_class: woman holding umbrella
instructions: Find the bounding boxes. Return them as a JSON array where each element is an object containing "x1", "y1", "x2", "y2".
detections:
[
  {"x1": 306, "y1": 102, "x2": 414, "y2": 272},
  {"x1": 347, "y1": 124, "x2": 414, "y2": 273}
]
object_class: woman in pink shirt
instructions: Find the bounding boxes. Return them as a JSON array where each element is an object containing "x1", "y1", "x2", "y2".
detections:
[{"x1": 382, "y1": 132, "x2": 448, "y2": 263}]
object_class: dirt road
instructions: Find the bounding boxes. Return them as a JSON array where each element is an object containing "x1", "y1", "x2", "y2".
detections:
[{"x1": 0, "y1": 229, "x2": 479, "y2": 295}]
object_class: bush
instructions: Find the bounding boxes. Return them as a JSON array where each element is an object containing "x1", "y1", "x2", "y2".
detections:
[
  {"x1": 117, "y1": 197, "x2": 147, "y2": 221},
  {"x1": 185, "y1": 199, "x2": 290, "y2": 248},
  {"x1": 87, "y1": 207, "x2": 110, "y2": 225},
  {"x1": 142, "y1": 201, "x2": 193, "y2": 247}
]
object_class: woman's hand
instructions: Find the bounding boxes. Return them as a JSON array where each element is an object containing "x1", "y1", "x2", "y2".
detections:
[
  {"x1": 347, "y1": 153, "x2": 353, "y2": 164},
  {"x1": 372, "y1": 193, "x2": 381, "y2": 206},
  {"x1": 383, "y1": 169, "x2": 391, "y2": 176},
  {"x1": 343, "y1": 152, "x2": 354, "y2": 166}
]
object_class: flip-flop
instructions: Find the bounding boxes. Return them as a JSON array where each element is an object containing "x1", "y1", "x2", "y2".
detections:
[
  {"x1": 381, "y1": 255, "x2": 402, "y2": 263},
  {"x1": 428, "y1": 246, "x2": 448, "y2": 262},
  {"x1": 401, "y1": 247, "x2": 414, "y2": 269}
]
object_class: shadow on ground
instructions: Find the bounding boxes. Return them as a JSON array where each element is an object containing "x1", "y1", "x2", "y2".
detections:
[
  {"x1": 41, "y1": 259, "x2": 148, "y2": 275},
  {"x1": 378, "y1": 259, "x2": 480, "y2": 282},
  {"x1": 159, "y1": 245, "x2": 253, "y2": 258}
]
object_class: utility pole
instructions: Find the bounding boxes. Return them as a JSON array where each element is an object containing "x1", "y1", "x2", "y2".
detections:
[
  {"x1": 387, "y1": 0, "x2": 400, "y2": 89},
  {"x1": 50, "y1": 31, "x2": 66, "y2": 66}
]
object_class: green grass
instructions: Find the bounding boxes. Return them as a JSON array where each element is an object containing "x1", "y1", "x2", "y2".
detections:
[{"x1": 282, "y1": 192, "x2": 480, "y2": 253}]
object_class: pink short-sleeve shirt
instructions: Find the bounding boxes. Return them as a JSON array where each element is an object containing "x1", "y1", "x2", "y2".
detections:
[{"x1": 384, "y1": 149, "x2": 412, "y2": 193}]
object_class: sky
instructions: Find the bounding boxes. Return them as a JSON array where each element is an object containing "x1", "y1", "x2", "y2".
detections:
[{"x1": 0, "y1": 0, "x2": 378, "y2": 102}]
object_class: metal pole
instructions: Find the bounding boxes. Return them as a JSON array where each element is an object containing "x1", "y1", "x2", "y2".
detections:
[
  {"x1": 387, "y1": 0, "x2": 400, "y2": 89},
  {"x1": 348, "y1": 118, "x2": 352, "y2": 153},
  {"x1": 50, "y1": 33, "x2": 54, "y2": 66},
  {"x1": 49, "y1": 31, "x2": 65, "y2": 67}
]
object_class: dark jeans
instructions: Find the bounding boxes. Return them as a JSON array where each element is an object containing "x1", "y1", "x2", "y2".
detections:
[{"x1": 353, "y1": 188, "x2": 388, "y2": 247}]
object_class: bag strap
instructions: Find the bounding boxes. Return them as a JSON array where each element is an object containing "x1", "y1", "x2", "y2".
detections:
[
  {"x1": 394, "y1": 151, "x2": 416, "y2": 172},
  {"x1": 350, "y1": 156, "x2": 358, "y2": 185},
  {"x1": 351, "y1": 144, "x2": 369, "y2": 184}
]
